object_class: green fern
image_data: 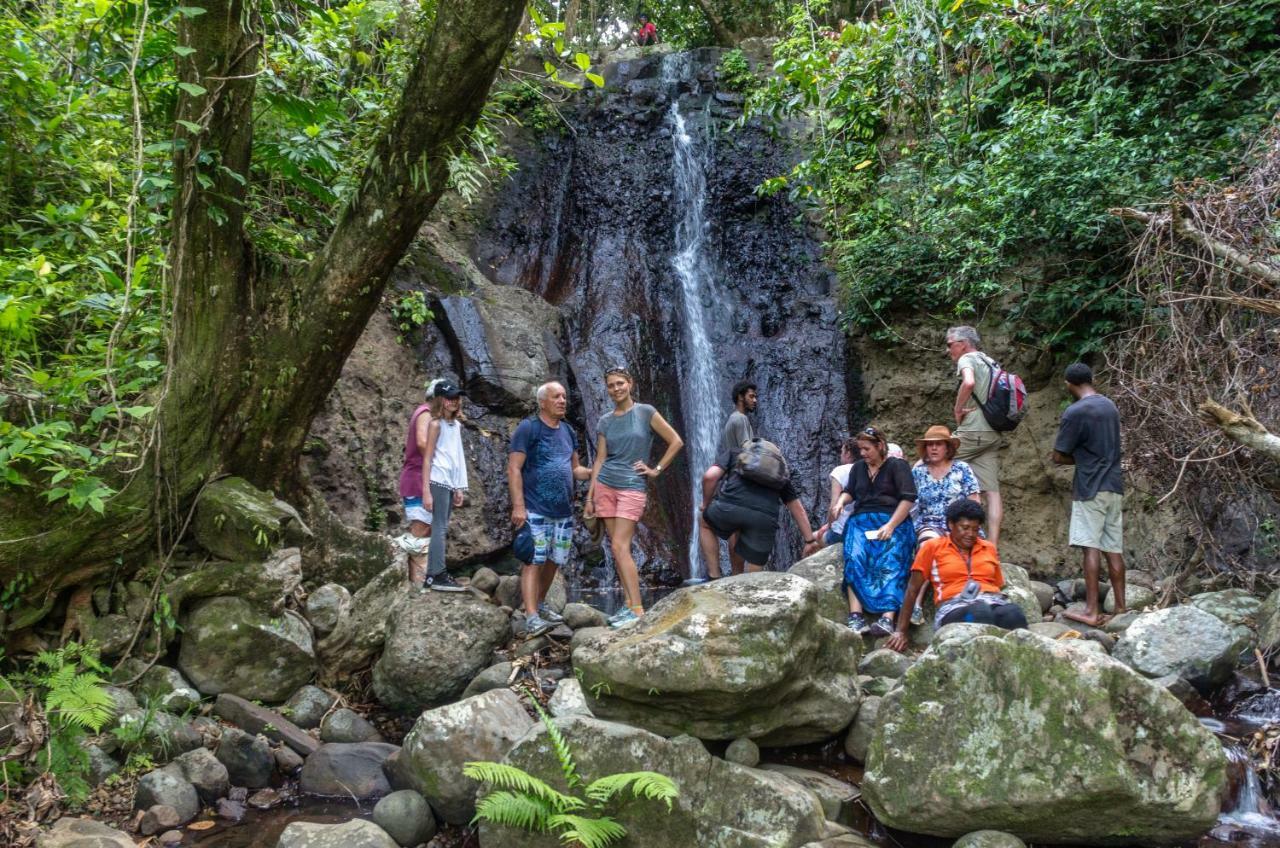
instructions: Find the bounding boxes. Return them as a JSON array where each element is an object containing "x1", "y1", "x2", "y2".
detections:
[
  {"x1": 547, "y1": 814, "x2": 627, "y2": 848},
  {"x1": 467, "y1": 709, "x2": 680, "y2": 848},
  {"x1": 473, "y1": 790, "x2": 557, "y2": 832},
  {"x1": 462, "y1": 762, "x2": 584, "y2": 811},
  {"x1": 584, "y1": 772, "x2": 678, "y2": 810},
  {"x1": 44, "y1": 669, "x2": 114, "y2": 731}
]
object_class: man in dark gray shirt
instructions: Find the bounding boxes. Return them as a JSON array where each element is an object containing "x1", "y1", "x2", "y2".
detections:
[
  {"x1": 709, "y1": 380, "x2": 758, "y2": 576},
  {"x1": 1052, "y1": 362, "x2": 1125, "y2": 626}
]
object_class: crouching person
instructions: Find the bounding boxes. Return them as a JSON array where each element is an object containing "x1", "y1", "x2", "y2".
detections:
[
  {"x1": 699, "y1": 440, "x2": 819, "y2": 573},
  {"x1": 885, "y1": 498, "x2": 1026, "y2": 652}
]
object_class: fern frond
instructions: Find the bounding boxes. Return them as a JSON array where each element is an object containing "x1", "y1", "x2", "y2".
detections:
[
  {"x1": 45, "y1": 672, "x2": 114, "y2": 732},
  {"x1": 463, "y1": 762, "x2": 584, "y2": 812},
  {"x1": 534, "y1": 702, "x2": 582, "y2": 790},
  {"x1": 548, "y1": 813, "x2": 627, "y2": 848},
  {"x1": 472, "y1": 790, "x2": 555, "y2": 832},
  {"x1": 584, "y1": 771, "x2": 679, "y2": 810}
]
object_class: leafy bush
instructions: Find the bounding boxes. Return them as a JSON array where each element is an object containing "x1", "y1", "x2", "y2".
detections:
[
  {"x1": 716, "y1": 49, "x2": 756, "y2": 93},
  {"x1": 465, "y1": 706, "x2": 678, "y2": 848},
  {"x1": 749, "y1": 0, "x2": 1280, "y2": 351}
]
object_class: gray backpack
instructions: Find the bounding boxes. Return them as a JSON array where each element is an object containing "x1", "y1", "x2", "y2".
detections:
[{"x1": 734, "y1": 438, "x2": 789, "y2": 490}]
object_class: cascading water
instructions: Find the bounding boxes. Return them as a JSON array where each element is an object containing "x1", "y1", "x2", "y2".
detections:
[{"x1": 663, "y1": 53, "x2": 724, "y2": 580}]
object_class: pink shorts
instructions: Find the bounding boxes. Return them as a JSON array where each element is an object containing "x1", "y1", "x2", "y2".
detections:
[{"x1": 594, "y1": 483, "x2": 647, "y2": 521}]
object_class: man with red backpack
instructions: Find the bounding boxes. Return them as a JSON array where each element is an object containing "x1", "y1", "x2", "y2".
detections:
[{"x1": 947, "y1": 325, "x2": 1019, "y2": 545}]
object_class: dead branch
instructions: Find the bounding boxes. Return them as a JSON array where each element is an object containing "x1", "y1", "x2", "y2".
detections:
[
  {"x1": 1112, "y1": 205, "x2": 1280, "y2": 287},
  {"x1": 1199, "y1": 400, "x2": 1280, "y2": 464}
]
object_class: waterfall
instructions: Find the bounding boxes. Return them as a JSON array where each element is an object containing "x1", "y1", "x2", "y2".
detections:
[{"x1": 663, "y1": 54, "x2": 723, "y2": 580}]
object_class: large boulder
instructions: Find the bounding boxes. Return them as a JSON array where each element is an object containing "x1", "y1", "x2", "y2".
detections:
[
  {"x1": 574, "y1": 572, "x2": 861, "y2": 745},
  {"x1": 479, "y1": 715, "x2": 826, "y2": 848},
  {"x1": 373, "y1": 790, "x2": 437, "y2": 847},
  {"x1": 132, "y1": 664, "x2": 201, "y2": 714},
  {"x1": 785, "y1": 545, "x2": 847, "y2": 626},
  {"x1": 316, "y1": 564, "x2": 413, "y2": 680},
  {"x1": 192, "y1": 476, "x2": 311, "y2": 561},
  {"x1": 37, "y1": 817, "x2": 135, "y2": 848},
  {"x1": 134, "y1": 768, "x2": 199, "y2": 824},
  {"x1": 277, "y1": 820, "x2": 398, "y2": 848},
  {"x1": 1113, "y1": 604, "x2": 1248, "y2": 691},
  {"x1": 299, "y1": 742, "x2": 398, "y2": 800},
  {"x1": 1258, "y1": 587, "x2": 1280, "y2": 654},
  {"x1": 863, "y1": 628, "x2": 1225, "y2": 844},
  {"x1": 179, "y1": 596, "x2": 316, "y2": 702},
  {"x1": 390, "y1": 688, "x2": 534, "y2": 824},
  {"x1": 371, "y1": 592, "x2": 509, "y2": 712},
  {"x1": 164, "y1": 547, "x2": 303, "y2": 617}
]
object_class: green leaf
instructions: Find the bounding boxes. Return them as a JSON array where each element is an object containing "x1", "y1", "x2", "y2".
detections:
[
  {"x1": 586, "y1": 73, "x2": 605, "y2": 89},
  {"x1": 574, "y1": 52, "x2": 591, "y2": 72},
  {"x1": 177, "y1": 82, "x2": 207, "y2": 97},
  {"x1": 176, "y1": 6, "x2": 207, "y2": 16},
  {"x1": 122, "y1": 406, "x2": 154, "y2": 419},
  {"x1": 177, "y1": 120, "x2": 202, "y2": 133},
  {"x1": 172, "y1": 45, "x2": 196, "y2": 57}
]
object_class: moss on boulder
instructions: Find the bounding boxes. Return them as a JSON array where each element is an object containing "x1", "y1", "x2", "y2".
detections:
[{"x1": 863, "y1": 629, "x2": 1224, "y2": 845}]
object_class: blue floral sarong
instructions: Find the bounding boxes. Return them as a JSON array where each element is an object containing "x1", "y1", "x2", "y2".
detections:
[{"x1": 843, "y1": 510, "x2": 916, "y2": 614}]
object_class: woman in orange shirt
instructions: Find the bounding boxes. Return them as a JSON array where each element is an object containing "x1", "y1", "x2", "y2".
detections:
[{"x1": 885, "y1": 498, "x2": 1026, "y2": 651}]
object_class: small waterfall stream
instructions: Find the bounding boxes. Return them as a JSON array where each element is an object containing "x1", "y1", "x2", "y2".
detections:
[{"x1": 662, "y1": 53, "x2": 724, "y2": 580}]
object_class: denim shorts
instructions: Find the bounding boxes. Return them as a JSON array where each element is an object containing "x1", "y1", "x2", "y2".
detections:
[{"x1": 403, "y1": 496, "x2": 432, "y2": 526}]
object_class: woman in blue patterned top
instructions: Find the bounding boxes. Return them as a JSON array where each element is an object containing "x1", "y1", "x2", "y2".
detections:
[{"x1": 910, "y1": 425, "x2": 982, "y2": 540}]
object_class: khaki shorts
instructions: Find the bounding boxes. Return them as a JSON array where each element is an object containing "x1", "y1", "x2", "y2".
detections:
[
  {"x1": 1069, "y1": 491, "x2": 1123, "y2": 553},
  {"x1": 955, "y1": 432, "x2": 1001, "y2": 492}
]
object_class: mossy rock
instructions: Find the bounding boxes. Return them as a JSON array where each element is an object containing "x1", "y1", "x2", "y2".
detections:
[
  {"x1": 178, "y1": 596, "x2": 316, "y2": 702},
  {"x1": 864, "y1": 629, "x2": 1224, "y2": 845},
  {"x1": 192, "y1": 477, "x2": 311, "y2": 561}
]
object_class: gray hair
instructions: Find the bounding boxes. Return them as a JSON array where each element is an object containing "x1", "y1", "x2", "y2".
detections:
[
  {"x1": 536, "y1": 381, "x2": 566, "y2": 403},
  {"x1": 946, "y1": 325, "x2": 981, "y2": 348}
]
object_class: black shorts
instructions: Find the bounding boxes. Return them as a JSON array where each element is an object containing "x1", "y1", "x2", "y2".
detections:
[{"x1": 704, "y1": 499, "x2": 779, "y2": 566}]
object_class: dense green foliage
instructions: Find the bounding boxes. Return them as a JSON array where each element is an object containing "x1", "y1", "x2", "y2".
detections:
[{"x1": 750, "y1": 0, "x2": 1280, "y2": 350}]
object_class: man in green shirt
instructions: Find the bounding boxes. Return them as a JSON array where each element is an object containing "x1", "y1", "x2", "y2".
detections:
[{"x1": 947, "y1": 325, "x2": 1003, "y2": 546}]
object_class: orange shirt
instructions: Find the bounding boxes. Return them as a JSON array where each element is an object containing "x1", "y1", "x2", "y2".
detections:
[{"x1": 911, "y1": 536, "x2": 1004, "y2": 605}]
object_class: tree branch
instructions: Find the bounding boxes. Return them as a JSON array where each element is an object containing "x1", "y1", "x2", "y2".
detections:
[
  {"x1": 1199, "y1": 400, "x2": 1280, "y2": 464},
  {"x1": 1112, "y1": 205, "x2": 1280, "y2": 287}
]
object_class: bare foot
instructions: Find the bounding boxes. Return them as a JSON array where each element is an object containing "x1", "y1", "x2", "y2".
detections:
[{"x1": 1063, "y1": 608, "x2": 1109, "y2": 627}]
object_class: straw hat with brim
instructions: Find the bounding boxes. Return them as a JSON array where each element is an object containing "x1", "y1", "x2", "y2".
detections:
[{"x1": 915, "y1": 425, "x2": 960, "y2": 455}]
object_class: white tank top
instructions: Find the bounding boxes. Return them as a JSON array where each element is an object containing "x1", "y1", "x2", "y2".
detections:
[{"x1": 430, "y1": 419, "x2": 468, "y2": 490}]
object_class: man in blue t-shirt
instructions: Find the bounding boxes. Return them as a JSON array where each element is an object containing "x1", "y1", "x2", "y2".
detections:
[
  {"x1": 508, "y1": 381, "x2": 591, "y2": 636},
  {"x1": 1052, "y1": 362, "x2": 1125, "y2": 627}
]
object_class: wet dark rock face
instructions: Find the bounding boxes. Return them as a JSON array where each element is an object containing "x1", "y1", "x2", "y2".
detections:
[
  {"x1": 469, "y1": 48, "x2": 852, "y2": 574},
  {"x1": 309, "y1": 49, "x2": 854, "y2": 582}
]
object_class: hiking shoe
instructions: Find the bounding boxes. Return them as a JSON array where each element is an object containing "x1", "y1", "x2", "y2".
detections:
[
  {"x1": 537, "y1": 604, "x2": 565, "y2": 624},
  {"x1": 608, "y1": 608, "x2": 640, "y2": 629},
  {"x1": 525, "y1": 613, "x2": 555, "y2": 637},
  {"x1": 910, "y1": 605, "x2": 925, "y2": 627},
  {"x1": 846, "y1": 613, "x2": 870, "y2": 635},
  {"x1": 606, "y1": 606, "x2": 633, "y2": 625},
  {"x1": 867, "y1": 614, "x2": 895, "y2": 639},
  {"x1": 425, "y1": 572, "x2": 465, "y2": 593}
]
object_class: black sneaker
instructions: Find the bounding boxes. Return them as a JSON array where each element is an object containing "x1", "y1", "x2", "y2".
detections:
[{"x1": 425, "y1": 573, "x2": 465, "y2": 593}]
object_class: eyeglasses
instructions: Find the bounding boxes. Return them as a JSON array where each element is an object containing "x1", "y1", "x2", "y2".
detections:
[{"x1": 861, "y1": 427, "x2": 883, "y2": 440}]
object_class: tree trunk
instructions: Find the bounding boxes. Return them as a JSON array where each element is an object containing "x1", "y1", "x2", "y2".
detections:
[{"x1": 0, "y1": 0, "x2": 525, "y2": 603}]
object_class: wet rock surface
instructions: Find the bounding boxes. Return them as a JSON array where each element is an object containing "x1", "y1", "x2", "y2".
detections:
[{"x1": 1113, "y1": 604, "x2": 1249, "y2": 691}]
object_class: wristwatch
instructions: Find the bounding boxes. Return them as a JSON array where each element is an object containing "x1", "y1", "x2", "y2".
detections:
[{"x1": 654, "y1": 464, "x2": 663, "y2": 474}]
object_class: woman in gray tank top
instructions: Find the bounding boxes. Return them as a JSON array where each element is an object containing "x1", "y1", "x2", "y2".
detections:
[{"x1": 585, "y1": 367, "x2": 684, "y2": 628}]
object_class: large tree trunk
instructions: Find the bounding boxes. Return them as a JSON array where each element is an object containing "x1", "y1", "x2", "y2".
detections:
[
  {"x1": 0, "y1": 0, "x2": 525, "y2": 604},
  {"x1": 690, "y1": 0, "x2": 739, "y2": 46},
  {"x1": 1200, "y1": 401, "x2": 1280, "y2": 465}
]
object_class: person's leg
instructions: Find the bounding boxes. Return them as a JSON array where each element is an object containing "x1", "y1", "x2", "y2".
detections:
[
  {"x1": 940, "y1": 602, "x2": 994, "y2": 626},
  {"x1": 426, "y1": 483, "x2": 452, "y2": 578},
  {"x1": 1064, "y1": 546, "x2": 1105, "y2": 625},
  {"x1": 984, "y1": 490, "x2": 1003, "y2": 547},
  {"x1": 407, "y1": 519, "x2": 430, "y2": 584},
  {"x1": 1105, "y1": 552, "x2": 1126, "y2": 614},
  {"x1": 728, "y1": 534, "x2": 745, "y2": 576},
  {"x1": 521, "y1": 516, "x2": 549, "y2": 615},
  {"x1": 609, "y1": 518, "x2": 643, "y2": 612},
  {"x1": 699, "y1": 514, "x2": 723, "y2": 579}
]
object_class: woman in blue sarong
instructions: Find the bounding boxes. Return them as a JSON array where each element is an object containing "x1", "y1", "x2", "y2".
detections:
[{"x1": 833, "y1": 426, "x2": 917, "y2": 638}]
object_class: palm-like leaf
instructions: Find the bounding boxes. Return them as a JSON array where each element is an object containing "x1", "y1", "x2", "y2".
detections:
[
  {"x1": 584, "y1": 771, "x2": 678, "y2": 810},
  {"x1": 472, "y1": 790, "x2": 555, "y2": 832},
  {"x1": 548, "y1": 814, "x2": 627, "y2": 848},
  {"x1": 463, "y1": 761, "x2": 584, "y2": 812},
  {"x1": 536, "y1": 704, "x2": 583, "y2": 790},
  {"x1": 44, "y1": 671, "x2": 114, "y2": 732}
]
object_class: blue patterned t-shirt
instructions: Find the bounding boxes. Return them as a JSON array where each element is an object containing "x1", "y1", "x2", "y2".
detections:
[
  {"x1": 911, "y1": 460, "x2": 981, "y2": 534},
  {"x1": 511, "y1": 417, "x2": 577, "y2": 519}
]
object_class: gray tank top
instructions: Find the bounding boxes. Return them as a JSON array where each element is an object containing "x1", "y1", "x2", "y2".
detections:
[{"x1": 596, "y1": 404, "x2": 657, "y2": 491}]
